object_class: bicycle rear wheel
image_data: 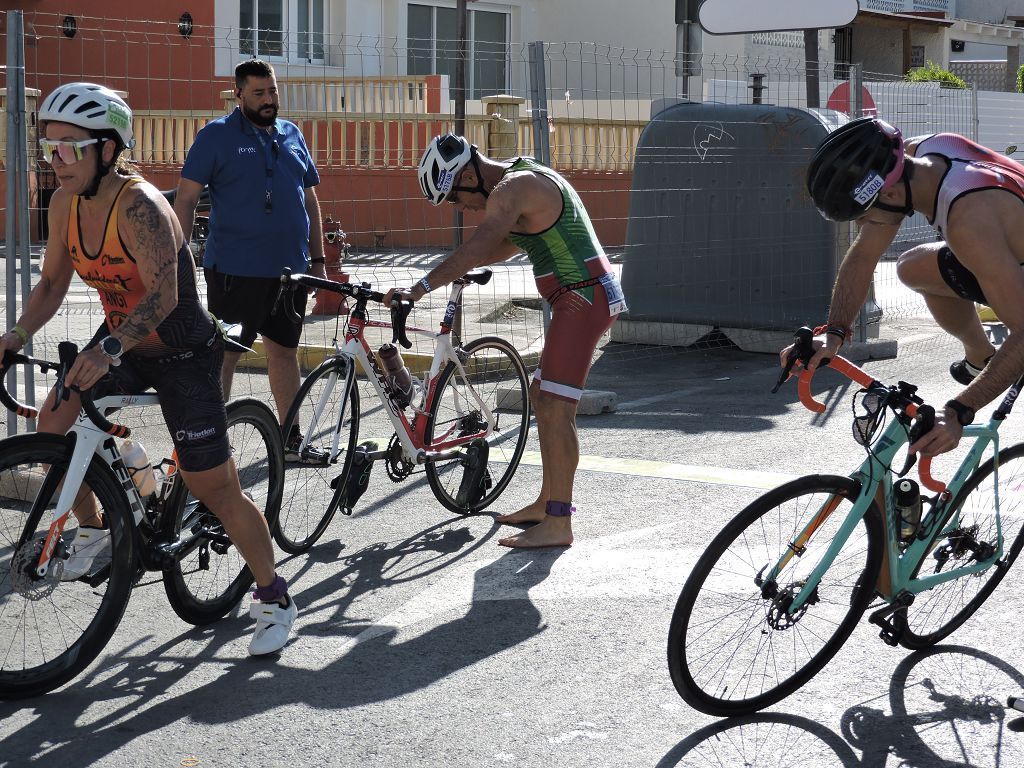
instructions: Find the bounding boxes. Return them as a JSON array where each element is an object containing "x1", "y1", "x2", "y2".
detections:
[
  {"x1": 424, "y1": 336, "x2": 531, "y2": 514},
  {"x1": 668, "y1": 475, "x2": 883, "y2": 717},
  {"x1": 900, "y1": 443, "x2": 1024, "y2": 650},
  {"x1": 163, "y1": 399, "x2": 284, "y2": 625},
  {"x1": 0, "y1": 434, "x2": 135, "y2": 699},
  {"x1": 275, "y1": 357, "x2": 360, "y2": 554}
]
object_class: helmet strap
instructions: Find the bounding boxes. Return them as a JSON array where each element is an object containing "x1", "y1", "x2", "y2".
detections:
[
  {"x1": 451, "y1": 151, "x2": 490, "y2": 200},
  {"x1": 873, "y1": 169, "x2": 914, "y2": 218},
  {"x1": 80, "y1": 140, "x2": 114, "y2": 200}
]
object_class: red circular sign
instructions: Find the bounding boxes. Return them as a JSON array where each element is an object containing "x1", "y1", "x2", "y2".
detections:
[{"x1": 826, "y1": 81, "x2": 877, "y2": 117}]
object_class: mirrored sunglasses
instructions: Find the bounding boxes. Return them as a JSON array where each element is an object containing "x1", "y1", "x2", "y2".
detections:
[{"x1": 39, "y1": 138, "x2": 99, "y2": 165}]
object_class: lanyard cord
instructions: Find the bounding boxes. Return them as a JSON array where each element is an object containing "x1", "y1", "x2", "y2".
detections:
[{"x1": 253, "y1": 127, "x2": 279, "y2": 214}]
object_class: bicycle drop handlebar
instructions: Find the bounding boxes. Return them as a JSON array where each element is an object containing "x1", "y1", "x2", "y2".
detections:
[
  {"x1": 777, "y1": 326, "x2": 946, "y2": 494},
  {"x1": 0, "y1": 342, "x2": 132, "y2": 438},
  {"x1": 275, "y1": 268, "x2": 414, "y2": 349}
]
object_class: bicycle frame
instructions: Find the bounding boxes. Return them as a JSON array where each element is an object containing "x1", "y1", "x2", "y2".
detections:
[
  {"x1": 32, "y1": 393, "x2": 158, "y2": 579},
  {"x1": 294, "y1": 278, "x2": 499, "y2": 466},
  {"x1": 772, "y1": 402, "x2": 1008, "y2": 616}
]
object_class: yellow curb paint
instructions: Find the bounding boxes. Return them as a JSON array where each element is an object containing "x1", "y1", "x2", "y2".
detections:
[{"x1": 240, "y1": 341, "x2": 541, "y2": 375}]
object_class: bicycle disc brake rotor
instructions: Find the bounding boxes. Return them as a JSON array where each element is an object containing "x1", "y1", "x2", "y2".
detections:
[
  {"x1": 765, "y1": 581, "x2": 816, "y2": 630},
  {"x1": 10, "y1": 536, "x2": 64, "y2": 600}
]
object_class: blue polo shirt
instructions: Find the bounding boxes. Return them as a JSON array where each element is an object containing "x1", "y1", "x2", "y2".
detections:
[{"x1": 182, "y1": 107, "x2": 320, "y2": 277}]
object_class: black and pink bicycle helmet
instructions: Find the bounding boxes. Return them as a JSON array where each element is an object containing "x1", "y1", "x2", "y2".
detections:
[{"x1": 806, "y1": 117, "x2": 906, "y2": 221}]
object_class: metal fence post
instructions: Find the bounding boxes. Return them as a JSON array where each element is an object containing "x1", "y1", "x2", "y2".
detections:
[
  {"x1": 528, "y1": 40, "x2": 552, "y2": 332},
  {"x1": 5, "y1": 9, "x2": 33, "y2": 436}
]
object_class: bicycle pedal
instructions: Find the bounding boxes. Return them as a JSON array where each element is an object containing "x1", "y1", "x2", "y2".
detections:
[
  {"x1": 456, "y1": 437, "x2": 490, "y2": 509},
  {"x1": 868, "y1": 594, "x2": 913, "y2": 647},
  {"x1": 338, "y1": 441, "x2": 378, "y2": 509}
]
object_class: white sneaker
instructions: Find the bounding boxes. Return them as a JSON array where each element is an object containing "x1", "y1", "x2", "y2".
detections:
[
  {"x1": 61, "y1": 525, "x2": 112, "y2": 581},
  {"x1": 248, "y1": 596, "x2": 298, "y2": 656}
]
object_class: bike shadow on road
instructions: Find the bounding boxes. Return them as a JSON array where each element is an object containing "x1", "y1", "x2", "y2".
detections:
[
  {"x1": 654, "y1": 645, "x2": 1024, "y2": 767},
  {"x1": 0, "y1": 535, "x2": 564, "y2": 765}
]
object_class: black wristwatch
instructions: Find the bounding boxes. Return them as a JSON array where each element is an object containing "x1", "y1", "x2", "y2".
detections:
[
  {"x1": 945, "y1": 399, "x2": 975, "y2": 426},
  {"x1": 99, "y1": 335, "x2": 124, "y2": 367}
]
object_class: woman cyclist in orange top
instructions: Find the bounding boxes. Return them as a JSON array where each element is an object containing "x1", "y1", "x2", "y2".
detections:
[{"x1": 0, "y1": 82, "x2": 296, "y2": 655}]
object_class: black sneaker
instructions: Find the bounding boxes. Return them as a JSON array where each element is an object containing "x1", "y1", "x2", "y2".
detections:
[
  {"x1": 949, "y1": 355, "x2": 992, "y2": 386},
  {"x1": 285, "y1": 432, "x2": 330, "y2": 464}
]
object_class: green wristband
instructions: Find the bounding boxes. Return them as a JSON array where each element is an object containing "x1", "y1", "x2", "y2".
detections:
[{"x1": 9, "y1": 324, "x2": 29, "y2": 345}]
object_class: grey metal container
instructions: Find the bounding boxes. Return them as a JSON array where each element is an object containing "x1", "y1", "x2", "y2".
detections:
[{"x1": 619, "y1": 102, "x2": 873, "y2": 334}]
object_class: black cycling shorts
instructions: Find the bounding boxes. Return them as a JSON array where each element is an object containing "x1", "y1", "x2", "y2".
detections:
[
  {"x1": 204, "y1": 268, "x2": 307, "y2": 349},
  {"x1": 87, "y1": 328, "x2": 230, "y2": 473},
  {"x1": 937, "y1": 244, "x2": 988, "y2": 305}
]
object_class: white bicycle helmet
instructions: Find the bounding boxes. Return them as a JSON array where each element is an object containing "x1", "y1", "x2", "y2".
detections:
[
  {"x1": 39, "y1": 82, "x2": 135, "y2": 149},
  {"x1": 418, "y1": 134, "x2": 474, "y2": 205}
]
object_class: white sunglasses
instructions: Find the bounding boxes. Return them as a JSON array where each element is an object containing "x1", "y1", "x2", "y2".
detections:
[{"x1": 39, "y1": 138, "x2": 100, "y2": 165}]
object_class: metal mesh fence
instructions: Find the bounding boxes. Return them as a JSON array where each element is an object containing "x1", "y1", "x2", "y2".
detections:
[{"x1": 0, "y1": 9, "x2": 1011, "y2": 439}]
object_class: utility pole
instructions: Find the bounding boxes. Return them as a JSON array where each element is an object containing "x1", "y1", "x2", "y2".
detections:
[{"x1": 452, "y1": 0, "x2": 467, "y2": 247}]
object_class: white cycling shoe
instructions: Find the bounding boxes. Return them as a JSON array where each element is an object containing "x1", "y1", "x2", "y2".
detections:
[
  {"x1": 248, "y1": 596, "x2": 298, "y2": 656},
  {"x1": 61, "y1": 525, "x2": 112, "y2": 581}
]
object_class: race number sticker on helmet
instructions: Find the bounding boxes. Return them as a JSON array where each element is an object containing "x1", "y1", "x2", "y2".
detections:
[
  {"x1": 436, "y1": 168, "x2": 455, "y2": 194},
  {"x1": 106, "y1": 102, "x2": 131, "y2": 133},
  {"x1": 852, "y1": 172, "x2": 885, "y2": 205}
]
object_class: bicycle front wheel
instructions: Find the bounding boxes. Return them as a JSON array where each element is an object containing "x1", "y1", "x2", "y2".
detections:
[
  {"x1": 668, "y1": 475, "x2": 883, "y2": 717},
  {"x1": 0, "y1": 434, "x2": 135, "y2": 699},
  {"x1": 425, "y1": 336, "x2": 531, "y2": 514},
  {"x1": 900, "y1": 443, "x2": 1024, "y2": 650},
  {"x1": 163, "y1": 398, "x2": 284, "y2": 625},
  {"x1": 276, "y1": 357, "x2": 360, "y2": 554}
]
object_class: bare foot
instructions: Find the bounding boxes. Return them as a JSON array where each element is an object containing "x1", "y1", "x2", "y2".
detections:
[
  {"x1": 498, "y1": 517, "x2": 573, "y2": 549},
  {"x1": 494, "y1": 500, "x2": 547, "y2": 526}
]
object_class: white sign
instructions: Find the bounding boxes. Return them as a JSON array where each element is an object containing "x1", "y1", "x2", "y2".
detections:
[{"x1": 699, "y1": 0, "x2": 860, "y2": 35}]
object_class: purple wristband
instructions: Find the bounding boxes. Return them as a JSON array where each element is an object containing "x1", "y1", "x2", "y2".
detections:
[
  {"x1": 545, "y1": 501, "x2": 575, "y2": 517},
  {"x1": 253, "y1": 574, "x2": 288, "y2": 602}
]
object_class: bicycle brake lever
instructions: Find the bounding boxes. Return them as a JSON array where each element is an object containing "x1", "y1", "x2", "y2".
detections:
[
  {"x1": 391, "y1": 299, "x2": 413, "y2": 349},
  {"x1": 772, "y1": 326, "x2": 820, "y2": 393},
  {"x1": 53, "y1": 341, "x2": 79, "y2": 408},
  {"x1": 271, "y1": 269, "x2": 291, "y2": 318},
  {"x1": 899, "y1": 404, "x2": 935, "y2": 477}
]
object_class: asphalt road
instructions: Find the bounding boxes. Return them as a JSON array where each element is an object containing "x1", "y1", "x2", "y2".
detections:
[{"x1": 3, "y1": 259, "x2": 1024, "y2": 767}]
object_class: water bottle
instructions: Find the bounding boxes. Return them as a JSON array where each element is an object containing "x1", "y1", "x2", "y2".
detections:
[
  {"x1": 894, "y1": 478, "x2": 922, "y2": 542},
  {"x1": 122, "y1": 439, "x2": 157, "y2": 498},
  {"x1": 378, "y1": 343, "x2": 415, "y2": 408}
]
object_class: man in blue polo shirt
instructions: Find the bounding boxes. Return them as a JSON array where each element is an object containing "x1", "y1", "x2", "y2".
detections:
[{"x1": 174, "y1": 58, "x2": 326, "y2": 461}]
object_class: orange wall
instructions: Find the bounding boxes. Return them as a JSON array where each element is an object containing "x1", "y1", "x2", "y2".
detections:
[{"x1": 0, "y1": 2, "x2": 223, "y2": 111}]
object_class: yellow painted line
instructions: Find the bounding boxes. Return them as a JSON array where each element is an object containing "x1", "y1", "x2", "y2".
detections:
[
  {"x1": 356, "y1": 442, "x2": 794, "y2": 490},
  {"x1": 516, "y1": 450, "x2": 796, "y2": 490}
]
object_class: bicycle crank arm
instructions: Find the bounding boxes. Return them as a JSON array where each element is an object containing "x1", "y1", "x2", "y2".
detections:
[
  {"x1": 155, "y1": 529, "x2": 233, "y2": 569},
  {"x1": 868, "y1": 592, "x2": 914, "y2": 646}
]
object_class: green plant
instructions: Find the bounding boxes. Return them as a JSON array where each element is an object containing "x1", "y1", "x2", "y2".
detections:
[
  {"x1": 1017, "y1": 63, "x2": 1024, "y2": 93},
  {"x1": 904, "y1": 60, "x2": 968, "y2": 89}
]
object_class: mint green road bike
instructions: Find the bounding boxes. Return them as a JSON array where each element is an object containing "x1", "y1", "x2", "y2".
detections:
[{"x1": 668, "y1": 327, "x2": 1024, "y2": 716}]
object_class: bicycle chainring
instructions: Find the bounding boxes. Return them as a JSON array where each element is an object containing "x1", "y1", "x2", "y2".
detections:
[
  {"x1": 764, "y1": 581, "x2": 816, "y2": 630},
  {"x1": 10, "y1": 536, "x2": 64, "y2": 600},
  {"x1": 385, "y1": 433, "x2": 415, "y2": 482}
]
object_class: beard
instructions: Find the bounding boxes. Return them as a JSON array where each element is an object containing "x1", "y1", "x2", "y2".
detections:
[{"x1": 243, "y1": 103, "x2": 278, "y2": 127}]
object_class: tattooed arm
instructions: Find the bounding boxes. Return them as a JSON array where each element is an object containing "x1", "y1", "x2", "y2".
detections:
[{"x1": 113, "y1": 184, "x2": 182, "y2": 349}]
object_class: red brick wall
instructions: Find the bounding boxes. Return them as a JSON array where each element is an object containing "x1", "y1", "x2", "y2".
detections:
[{"x1": 0, "y1": 1, "x2": 222, "y2": 111}]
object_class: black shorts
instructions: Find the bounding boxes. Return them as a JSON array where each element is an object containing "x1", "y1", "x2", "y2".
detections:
[
  {"x1": 204, "y1": 268, "x2": 307, "y2": 349},
  {"x1": 937, "y1": 244, "x2": 988, "y2": 305},
  {"x1": 87, "y1": 328, "x2": 230, "y2": 473}
]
